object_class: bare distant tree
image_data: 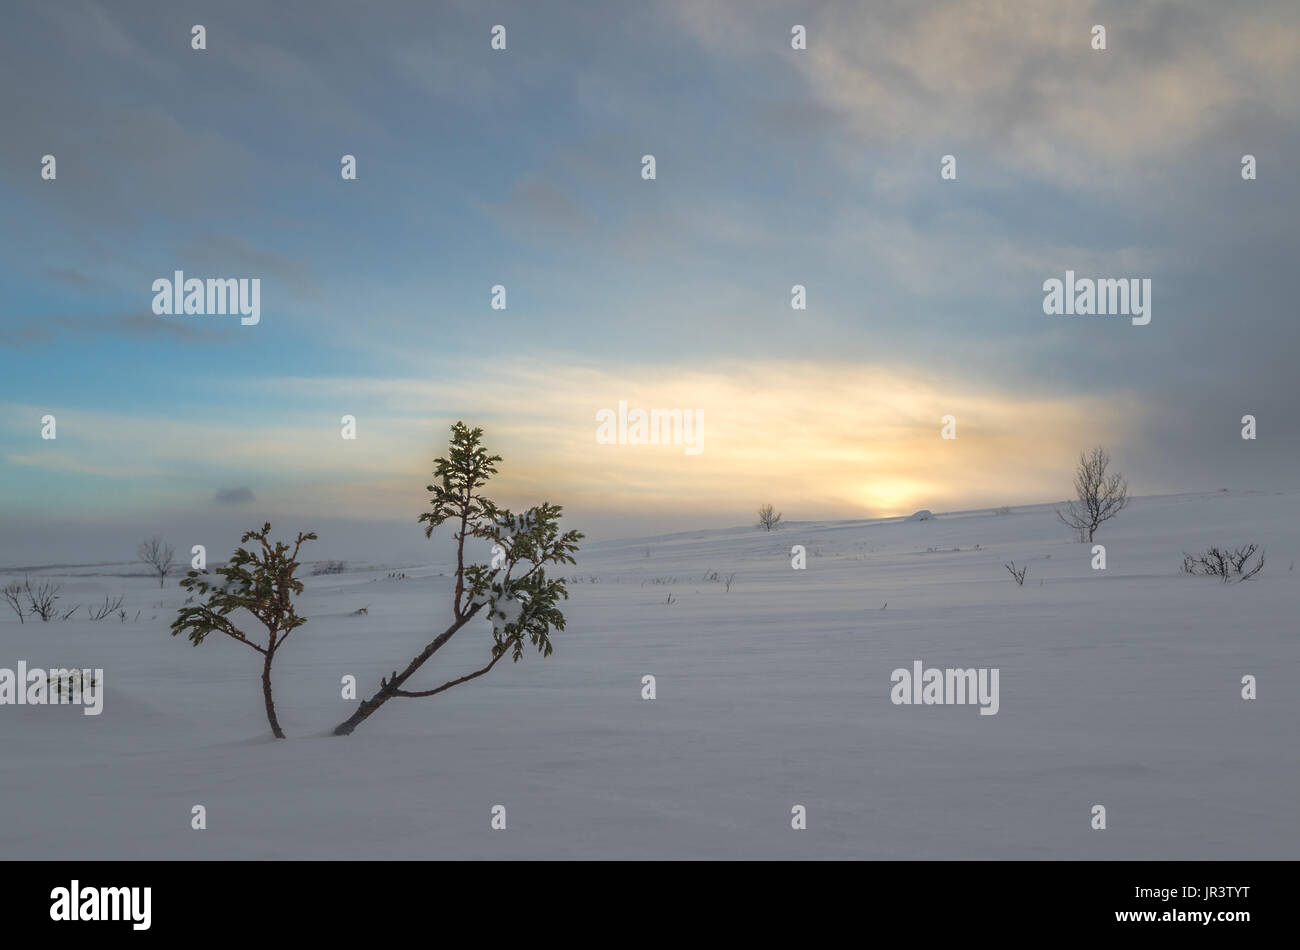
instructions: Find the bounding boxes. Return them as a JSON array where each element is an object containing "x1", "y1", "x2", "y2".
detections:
[
  {"x1": 757, "y1": 504, "x2": 782, "y2": 531},
  {"x1": 1056, "y1": 447, "x2": 1129, "y2": 542},
  {"x1": 2, "y1": 581, "x2": 24, "y2": 623},
  {"x1": 138, "y1": 536, "x2": 176, "y2": 588}
]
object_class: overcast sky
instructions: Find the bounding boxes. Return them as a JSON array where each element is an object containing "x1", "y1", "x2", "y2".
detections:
[{"x1": 1, "y1": 0, "x2": 1297, "y2": 565}]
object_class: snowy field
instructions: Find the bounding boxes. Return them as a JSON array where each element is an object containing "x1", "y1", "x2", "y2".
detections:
[{"x1": 1, "y1": 489, "x2": 1296, "y2": 859}]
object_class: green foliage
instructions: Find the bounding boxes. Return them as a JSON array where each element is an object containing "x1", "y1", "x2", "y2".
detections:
[
  {"x1": 423, "y1": 423, "x2": 582, "y2": 662},
  {"x1": 473, "y1": 503, "x2": 582, "y2": 662},
  {"x1": 331, "y1": 422, "x2": 584, "y2": 734},
  {"x1": 170, "y1": 523, "x2": 317, "y2": 653},
  {"x1": 417, "y1": 421, "x2": 501, "y2": 539}
]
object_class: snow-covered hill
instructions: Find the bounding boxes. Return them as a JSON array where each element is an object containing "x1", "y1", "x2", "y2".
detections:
[{"x1": 1, "y1": 489, "x2": 1296, "y2": 858}]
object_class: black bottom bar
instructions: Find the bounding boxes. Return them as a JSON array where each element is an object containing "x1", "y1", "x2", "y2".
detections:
[{"x1": 10, "y1": 860, "x2": 1287, "y2": 937}]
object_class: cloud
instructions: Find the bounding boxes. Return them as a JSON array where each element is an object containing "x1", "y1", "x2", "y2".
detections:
[
  {"x1": 39, "y1": 0, "x2": 176, "y2": 82},
  {"x1": 177, "y1": 234, "x2": 321, "y2": 301},
  {"x1": 4, "y1": 453, "x2": 165, "y2": 478},
  {"x1": 44, "y1": 267, "x2": 99, "y2": 290},
  {"x1": 0, "y1": 311, "x2": 240, "y2": 348},
  {"x1": 671, "y1": 0, "x2": 1300, "y2": 188},
  {"x1": 482, "y1": 175, "x2": 596, "y2": 245},
  {"x1": 213, "y1": 487, "x2": 256, "y2": 506}
]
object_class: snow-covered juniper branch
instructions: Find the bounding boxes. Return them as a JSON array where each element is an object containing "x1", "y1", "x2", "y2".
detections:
[{"x1": 333, "y1": 423, "x2": 582, "y2": 737}]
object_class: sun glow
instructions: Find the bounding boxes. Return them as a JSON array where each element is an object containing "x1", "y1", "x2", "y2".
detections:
[
  {"x1": 865, "y1": 481, "x2": 922, "y2": 515},
  {"x1": 2, "y1": 359, "x2": 1144, "y2": 527}
]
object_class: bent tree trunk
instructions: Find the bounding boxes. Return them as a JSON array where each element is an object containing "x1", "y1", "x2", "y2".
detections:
[
  {"x1": 333, "y1": 604, "x2": 482, "y2": 736},
  {"x1": 262, "y1": 651, "x2": 285, "y2": 739}
]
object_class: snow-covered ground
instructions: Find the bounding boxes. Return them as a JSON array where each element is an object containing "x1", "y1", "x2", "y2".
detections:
[{"x1": 1, "y1": 490, "x2": 1296, "y2": 858}]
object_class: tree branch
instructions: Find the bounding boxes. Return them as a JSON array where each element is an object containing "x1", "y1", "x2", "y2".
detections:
[{"x1": 391, "y1": 649, "x2": 507, "y2": 698}]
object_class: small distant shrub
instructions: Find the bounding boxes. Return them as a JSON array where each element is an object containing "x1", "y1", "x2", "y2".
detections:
[
  {"x1": 3, "y1": 582, "x2": 26, "y2": 623},
  {"x1": 1181, "y1": 545, "x2": 1264, "y2": 583},
  {"x1": 88, "y1": 594, "x2": 125, "y2": 621},
  {"x1": 51, "y1": 669, "x2": 98, "y2": 702},
  {"x1": 1004, "y1": 561, "x2": 1028, "y2": 586},
  {"x1": 22, "y1": 577, "x2": 62, "y2": 622},
  {"x1": 993, "y1": 506, "x2": 1012, "y2": 516},
  {"x1": 312, "y1": 560, "x2": 348, "y2": 576}
]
